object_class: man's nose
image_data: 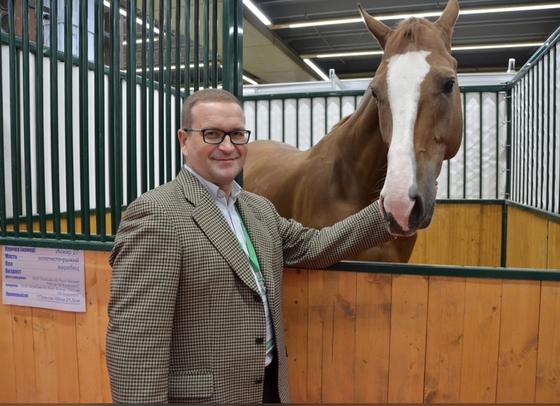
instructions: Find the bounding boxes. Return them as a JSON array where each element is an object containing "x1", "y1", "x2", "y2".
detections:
[{"x1": 218, "y1": 135, "x2": 236, "y2": 151}]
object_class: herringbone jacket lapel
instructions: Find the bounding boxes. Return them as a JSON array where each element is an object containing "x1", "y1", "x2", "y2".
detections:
[{"x1": 175, "y1": 169, "x2": 259, "y2": 294}]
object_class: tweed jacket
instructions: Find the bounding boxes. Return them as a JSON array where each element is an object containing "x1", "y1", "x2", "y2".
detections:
[{"x1": 106, "y1": 168, "x2": 394, "y2": 403}]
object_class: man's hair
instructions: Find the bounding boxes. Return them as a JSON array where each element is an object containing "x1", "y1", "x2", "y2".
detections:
[{"x1": 181, "y1": 88, "x2": 242, "y2": 127}]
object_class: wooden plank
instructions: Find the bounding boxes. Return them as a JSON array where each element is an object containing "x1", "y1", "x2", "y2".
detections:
[
  {"x1": 506, "y1": 207, "x2": 548, "y2": 268},
  {"x1": 548, "y1": 221, "x2": 560, "y2": 269},
  {"x1": 0, "y1": 301, "x2": 17, "y2": 402},
  {"x1": 53, "y1": 310, "x2": 80, "y2": 402},
  {"x1": 354, "y1": 272, "x2": 392, "y2": 403},
  {"x1": 11, "y1": 305, "x2": 37, "y2": 402},
  {"x1": 321, "y1": 271, "x2": 357, "y2": 403},
  {"x1": 460, "y1": 278, "x2": 502, "y2": 402},
  {"x1": 535, "y1": 281, "x2": 560, "y2": 402},
  {"x1": 283, "y1": 268, "x2": 309, "y2": 402},
  {"x1": 32, "y1": 308, "x2": 58, "y2": 402},
  {"x1": 306, "y1": 269, "x2": 324, "y2": 403},
  {"x1": 93, "y1": 250, "x2": 113, "y2": 402},
  {"x1": 387, "y1": 274, "x2": 429, "y2": 403},
  {"x1": 410, "y1": 204, "x2": 502, "y2": 267},
  {"x1": 423, "y1": 276, "x2": 466, "y2": 403},
  {"x1": 496, "y1": 279, "x2": 540, "y2": 402},
  {"x1": 75, "y1": 251, "x2": 108, "y2": 403}
]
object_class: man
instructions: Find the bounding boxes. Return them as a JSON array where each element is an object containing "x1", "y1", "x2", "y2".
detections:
[{"x1": 106, "y1": 88, "x2": 397, "y2": 403}]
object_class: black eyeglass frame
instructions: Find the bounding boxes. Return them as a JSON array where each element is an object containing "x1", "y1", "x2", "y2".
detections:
[{"x1": 183, "y1": 128, "x2": 251, "y2": 145}]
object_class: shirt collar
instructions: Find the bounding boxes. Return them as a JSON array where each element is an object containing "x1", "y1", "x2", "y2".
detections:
[{"x1": 183, "y1": 164, "x2": 243, "y2": 203}]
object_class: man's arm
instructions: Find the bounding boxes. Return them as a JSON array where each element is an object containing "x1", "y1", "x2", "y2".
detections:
[{"x1": 106, "y1": 197, "x2": 181, "y2": 403}]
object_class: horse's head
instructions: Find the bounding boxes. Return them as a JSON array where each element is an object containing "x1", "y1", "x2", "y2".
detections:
[{"x1": 358, "y1": 0, "x2": 463, "y2": 237}]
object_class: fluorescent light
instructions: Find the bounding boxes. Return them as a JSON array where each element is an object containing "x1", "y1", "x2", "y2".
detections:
[
  {"x1": 303, "y1": 59, "x2": 329, "y2": 81},
  {"x1": 135, "y1": 63, "x2": 223, "y2": 73},
  {"x1": 452, "y1": 42, "x2": 542, "y2": 51},
  {"x1": 243, "y1": 75, "x2": 259, "y2": 85},
  {"x1": 301, "y1": 42, "x2": 542, "y2": 59},
  {"x1": 244, "y1": 0, "x2": 272, "y2": 26},
  {"x1": 272, "y1": 3, "x2": 560, "y2": 30}
]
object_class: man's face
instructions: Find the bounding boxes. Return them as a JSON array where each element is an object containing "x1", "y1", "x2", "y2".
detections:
[{"x1": 177, "y1": 101, "x2": 247, "y2": 193}]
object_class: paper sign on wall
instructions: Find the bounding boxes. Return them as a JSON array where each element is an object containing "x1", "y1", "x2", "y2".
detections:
[{"x1": 2, "y1": 245, "x2": 86, "y2": 312}]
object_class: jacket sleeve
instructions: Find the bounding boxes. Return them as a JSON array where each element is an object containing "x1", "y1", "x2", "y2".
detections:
[
  {"x1": 274, "y1": 199, "x2": 395, "y2": 268},
  {"x1": 106, "y1": 197, "x2": 181, "y2": 403}
]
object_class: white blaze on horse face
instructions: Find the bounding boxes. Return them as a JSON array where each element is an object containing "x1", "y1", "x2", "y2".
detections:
[{"x1": 380, "y1": 50, "x2": 431, "y2": 235}]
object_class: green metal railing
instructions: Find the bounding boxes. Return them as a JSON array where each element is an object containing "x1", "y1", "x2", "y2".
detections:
[
  {"x1": 1, "y1": 1, "x2": 558, "y2": 276},
  {"x1": 0, "y1": 0, "x2": 243, "y2": 250}
]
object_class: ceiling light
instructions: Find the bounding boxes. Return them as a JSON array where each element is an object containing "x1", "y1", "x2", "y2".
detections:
[
  {"x1": 244, "y1": 0, "x2": 271, "y2": 26},
  {"x1": 303, "y1": 59, "x2": 329, "y2": 81},
  {"x1": 301, "y1": 42, "x2": 542, "y2": 59},
  {"x1": 272, "y1": 3, "x2": 560, "y2": 30},
  {"x1": 243, "y1": 75, "x2": 259, "y2": 85}
]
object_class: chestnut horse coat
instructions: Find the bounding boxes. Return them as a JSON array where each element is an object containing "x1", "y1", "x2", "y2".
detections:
[{"x1": 106, "y1": 168, "x2": 394, "y2": 403}]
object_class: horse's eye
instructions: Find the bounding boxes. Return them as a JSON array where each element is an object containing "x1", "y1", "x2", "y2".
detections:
[
  {"x1": 443, "y1": 80, "x2": 455, "y2": 94},
  {"x1": 371, "y1": 88, "x2": 378, "y2": 101}
]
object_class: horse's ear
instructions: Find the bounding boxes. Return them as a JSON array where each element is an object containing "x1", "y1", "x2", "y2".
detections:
[
  {"x1": 434, "y1": 0, "x2": 460, "y2": 49},
  {"x1": 358, "y1": 3, "x2": 393, "y2": 50}
]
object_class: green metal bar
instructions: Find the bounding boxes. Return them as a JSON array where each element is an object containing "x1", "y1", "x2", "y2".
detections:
[
  {"x1": 79, "y1": 0, "x2": 91, "y2": 239},
  {"x1": 203, "y1": 0, "x2": 209, "y2": 88},
  {"x1": 94, "y1": 0, "x2": 106, "y2": 241},
  {"x1": 267, "y1": 99, "x2": 271, "y2": 140},
  {"x1": 478, "y1": 92, "x2": 482, "y2": 198},
  {"x1": 109, "y1": 0, "x2": 123, "y2": 234},
  {"x1": 21, "y1": 0, "x2": 33, "y2": 237},
  {"x1": 495, "y1": 92, "x2": 501, "y2": 200},
  {"x1": 126, "y1": 0, "x2": 138, "y2": 202},
  {"x1": 35, "y1": 0, "x2": 47, "y2": 238},
  {"x1": 221, "y1": 0, "x2": 243, "y2": 98},
  {"x1": 310, "y1": 98, "x2": 314, "y2": 146},
  {"x1": 326, "y1": 260, "x2": 560, "y2": 281},
  {"x1": 174, "y1": 0, "x2": 182, "y2": 175},
  {"x1": 164, "y1": 0, "x2": 172, "y2": 182},
  {"x1": 553, "y1": 45, "x2": 558, "y2": 214},
  {"x1": 158, "y1": 0, "x2": 165, "y2": 184},
  {"x1": 502, "y1": 86, "x2": 514, "y2": 268},
  {"x1": 462, "y1": 92, "x2": 467, "y2": 198},
  {"x1": 193, "y1": 0, "x2": 200, "y2": 91},
  {"x1": 49, "y1": 0, "x2": 61, "y2": 238},
  {"x1": 8, "y1": 0, "x2": 21, "y2": 236},
  {"x1": 183, "y1": 0, "x2": 191, "y2": 94},
  {"x1": 295, "y1": 98, "x2": 299, "y2": 149},
  {"x1": 64, "y1": 0, "x2": 76, "y2": 238},
  {"x1": 140, "y1": 0, "x2": 149, "y2": 193},
  {"x1": 282, "y1": 99, "x2": 285, "y2": 143},
  {"x1": 148, "y1": 0, "x2": 156, "y2": 190},
  {"x1": 211, "y1": 0, "x2": 218, "y2": 88},
  {"x1": 0, "y1": 12, "x2": 5, "y2": 237}
]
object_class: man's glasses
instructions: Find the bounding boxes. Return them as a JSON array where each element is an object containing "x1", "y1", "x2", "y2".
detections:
[{"x1": 183, "y1": 128, "x2": 251, "y2": 145}]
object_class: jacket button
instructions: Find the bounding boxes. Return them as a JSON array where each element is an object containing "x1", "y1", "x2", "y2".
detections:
[
  {"x1": 255, "y1": 376, "x2": 263, "y2": 384},
  {"x1": 253, "y1": 294, "x2": 261, "y2": 302},
  {"x1": 255, "y1": 337, "x2": 264, "y2": 345}
]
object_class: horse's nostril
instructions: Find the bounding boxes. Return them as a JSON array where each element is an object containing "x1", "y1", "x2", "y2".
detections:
[{"x1": 408, "y1": 195, "x2": 424, "y2": 227}]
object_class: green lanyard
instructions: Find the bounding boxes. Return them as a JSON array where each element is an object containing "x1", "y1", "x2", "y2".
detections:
[{"x1": 236, "y1": 209, "x2": 264, "y2": 284}]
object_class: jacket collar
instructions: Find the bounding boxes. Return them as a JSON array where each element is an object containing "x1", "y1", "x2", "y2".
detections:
[{"x1": 175, "y1": 168, "x2": 261, "y2": 294}]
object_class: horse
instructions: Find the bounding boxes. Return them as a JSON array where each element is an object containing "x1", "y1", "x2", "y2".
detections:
[{"x1": 242, "y1": 0, "x2": 463, "y2": 263}]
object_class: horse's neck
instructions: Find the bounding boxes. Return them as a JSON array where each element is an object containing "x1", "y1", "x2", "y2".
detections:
[{"x1": 309, "y1": 95, "x2": 388, "y2": 200}]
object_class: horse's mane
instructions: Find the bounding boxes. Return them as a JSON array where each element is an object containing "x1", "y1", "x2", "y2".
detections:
[{"x1": 330, "y1": 114, "x2": 352, "y2": 131}]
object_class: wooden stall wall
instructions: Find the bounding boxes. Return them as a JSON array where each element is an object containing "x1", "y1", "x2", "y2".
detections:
[
  {"x1": 0, "y1": 251, "x2": 113, "y2": 403},
  {"x1": 409, "y1": 203, "x2": 503, "y2": 267},
  {"x1": 283, "y1": 269, "x2": 560, "y2": 403},
  {"x1": 1, "y1": 204, "x2": 559, "y2": 403}
]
